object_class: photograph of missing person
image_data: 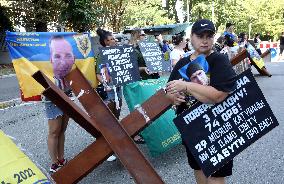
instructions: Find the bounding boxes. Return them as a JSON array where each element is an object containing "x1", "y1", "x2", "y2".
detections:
[{"x1": 177, "y1": 54, "x2": 210, "y2": 108}]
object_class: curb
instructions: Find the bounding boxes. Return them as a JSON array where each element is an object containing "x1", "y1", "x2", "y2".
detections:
[
  {"x1": 0, "y1": 98, "x2": 21, "y2": 109},
  {"x1": 0, "y1": 74, "x2": 16, "y2": 79}
]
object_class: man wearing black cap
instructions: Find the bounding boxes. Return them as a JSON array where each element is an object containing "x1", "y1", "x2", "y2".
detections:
[
  {"x1": 186, "y1": 63, "x2": 209, "y2": 85},
  {"x1": 166, "y1": 19, "x2": 237, "y2": 184}
]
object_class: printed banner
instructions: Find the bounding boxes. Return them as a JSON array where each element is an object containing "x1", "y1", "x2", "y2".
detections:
[
  {"x1": 138, "y1": 41, "x2": 171, "y2": 72},
  {"x1": 0, "y1": 130, "x2": 51, "y2": 183},
  {"x1": 99, "y1": 45, "x2": 140, "y2": 86},
  {"x1": 246, "y1": 43, "x2": 265, "y2": 69},
  {"x1": 6, "y1": 32, "x2": 97, "y2": 100},
  {"x1": 174, "y1": 69, "x2": 279, "y2": 177}
]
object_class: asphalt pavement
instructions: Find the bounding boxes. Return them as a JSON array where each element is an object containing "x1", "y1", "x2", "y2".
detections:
[
  {"x1": 0, "y1": 75, "x2": 19, "y2": 102},
  {"x1": 0, "y1": 62, "x2": 283, "y2": 183}
]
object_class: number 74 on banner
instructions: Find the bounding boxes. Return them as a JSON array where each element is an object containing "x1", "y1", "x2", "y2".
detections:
[{"x1": 203, "y1": 114, "x2": 221, "y2": 132}]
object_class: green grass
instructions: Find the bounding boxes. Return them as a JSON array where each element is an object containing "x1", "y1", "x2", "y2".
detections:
[{"x1": 0, "y1": 64, "x2": 15, "y2": 76}]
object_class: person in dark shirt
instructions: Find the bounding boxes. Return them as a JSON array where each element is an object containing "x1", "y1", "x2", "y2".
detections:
[
  {"x1": 96, "y1": 28, "x2": 122, "y2": 161},
  {"x1": 131, "y1": 30, "x2": 160, "y2": 80},
  {"x1": 254, "y1": 33, "x2": 262, "y2": 55},
  {"x1": 280, "y1": 32, "x2": 284, "y2": 58},
  {"x1": 136, "y1": 45, "x2": 160, "y2": 80},
  {"x1": 166, "y1": 19, "x2": 236, "y2": 184}
]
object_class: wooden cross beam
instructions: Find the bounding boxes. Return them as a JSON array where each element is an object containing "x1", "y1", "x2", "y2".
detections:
[
  {"x1": 260, "y1": 49, "x2": 270, "y2": 58},
  {"x1": 230, "y1": 49, "x2": 249, "y2": 66},
  {"x1": 230, "y1": 49, "x2": 271, "y2": 77},
  {"x1": 33, "y1": 68, "x2": 172, "y2": 184}
]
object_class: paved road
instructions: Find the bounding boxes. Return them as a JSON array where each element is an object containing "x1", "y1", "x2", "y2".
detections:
[
  {"x1": 0, "y1": 62, "x2": 283, "y2": 183},
  {"x1": 0, "y1": 76, "x2": 20, "y2": 101}
]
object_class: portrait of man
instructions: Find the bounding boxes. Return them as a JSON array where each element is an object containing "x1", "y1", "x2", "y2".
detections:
[
  {"x1": 50, "y1": 36, "x2": 75, "y2": 79},
  {"x1": 186, "y1": 62, "x2": 209, "y2": 86}
]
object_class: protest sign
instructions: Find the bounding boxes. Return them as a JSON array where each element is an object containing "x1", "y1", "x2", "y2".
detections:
[
  {"x1": 174, "y1": 69, "x2": 279, "y2": 177},
  {"x1": 99, "y1": 45, "x2": 140, "y2": 86},
  {"x1": 138, "y1": 41, "x2": 171, "y2": 72},
  {"x1": 6, "y1": 32, "x2": 97, "y2": 100}
]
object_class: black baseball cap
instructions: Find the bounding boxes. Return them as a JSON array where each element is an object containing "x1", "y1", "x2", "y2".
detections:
[
  {"x1": 226, "y1": 22, "x2": 234, "y2": 28},
  {"x1": 191, "y1": 19, "x2": 215, "y2": 35}
]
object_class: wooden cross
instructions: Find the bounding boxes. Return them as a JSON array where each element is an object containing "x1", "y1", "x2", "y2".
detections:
[
  {"x1": 230, "y1": 49, "x2": 249, "y2": 66},
  {"x1": 33, "y1": 68, "x2": 172, "y2": 184},
  {"x1": 32, "y1": 50, "x2": 252, "y2": 183},
  {"x1": 230, "y1": 49, "x2": 271, "y2": 76}
]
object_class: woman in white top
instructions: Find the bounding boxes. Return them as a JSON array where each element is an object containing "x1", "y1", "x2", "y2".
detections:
[{"x1": 170, "y1": 34, "x2": 187, "y2": 67}]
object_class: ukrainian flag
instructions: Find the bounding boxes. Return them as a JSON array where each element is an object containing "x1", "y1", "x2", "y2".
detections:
[{"x1": 6, "y1": 32, "x2": 97, "y2": 100}]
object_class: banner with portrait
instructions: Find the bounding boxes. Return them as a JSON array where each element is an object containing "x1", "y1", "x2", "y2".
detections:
[{"x1": 6, "y1": 32, "x2": 97, "y2": 100}]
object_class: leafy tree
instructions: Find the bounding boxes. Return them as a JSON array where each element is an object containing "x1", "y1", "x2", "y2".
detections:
[
  {"x1": 60, "y1": 0, "x2": 98, "y2": 32},
  {"x1": 93, "y1": 0, "x2": 130, "y2": 32},
  {"x1": 7, "y1": 0, "x2": 63, "y2": 32},
  {"x1": 0, "y1": 5, "x2": 13, "y2": 32},
  {"x1": 122, "y1": 0, "x2": 173, "y2": 29},
  {"x1": 190, "y1": 0, "x2": 284, "y2": 40},
  {"x1": 89, "y1": 0, "x2": 173, "y2": 31}
]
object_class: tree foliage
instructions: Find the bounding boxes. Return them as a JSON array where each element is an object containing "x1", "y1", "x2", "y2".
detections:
[
  {"x1": 60, "y1": 0, "x2": 98, "y2": 32},
  {"x1": 190, "y1": 0, "x2": 284, "y2": 40},
  {"x1": 8, "y1": 0, "x2": 63, "y2": 32},
  {"x1": 122, "y1": 0, "x2": 173, "y2": 29},
  {"x1": 0, "y1": 5, "x2": 13, "y2": 32},
  {"x1": 2, "y1": 0, "x2": 283, "y2": 38},
  {"x1": 92, "y1": 0, "x2": 130, "y2": 32}
]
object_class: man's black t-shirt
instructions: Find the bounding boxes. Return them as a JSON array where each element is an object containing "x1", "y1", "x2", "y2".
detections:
[
  {"x1": 168, "y1": 52, "x2": 237, "y2": 114},
  {"x1": 280, "y1": 36, "x2": 284, "y2": 45}
]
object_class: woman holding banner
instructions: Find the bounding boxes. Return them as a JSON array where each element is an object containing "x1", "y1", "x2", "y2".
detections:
[
  {"x1": 46, "y1": 36, "x2": 74, "y2": 173},
  {"x1": 166, "y1": 19, "x2": 237, "y2": 184},
  {"x1": 96, "y1": 28, "x2": 122, "y2": 161}
]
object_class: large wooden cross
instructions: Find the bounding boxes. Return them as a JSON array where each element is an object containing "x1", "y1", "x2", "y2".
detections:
[
  {"x1": 32, "y1": 52, "x2": 251, "y2": 184},
  {"x1": 230, "y1": 49, "x2": 271, "y2": 76},
  {"x1": 33, "y1": 68, "x2": 172, "y2": 184}
]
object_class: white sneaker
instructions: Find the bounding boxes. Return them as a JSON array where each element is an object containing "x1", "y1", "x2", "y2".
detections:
[{"x1": 107, "y1": 155, "x2": 116, "y2": 162}]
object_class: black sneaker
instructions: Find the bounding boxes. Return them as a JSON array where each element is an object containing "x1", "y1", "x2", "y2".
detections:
[{"x1": 49, "y1": 163, "x2": 60, "y2": 173}]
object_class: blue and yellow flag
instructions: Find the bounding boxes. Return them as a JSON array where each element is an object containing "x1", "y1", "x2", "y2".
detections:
[{"x1": 6, "y1": 32, "x2": 97, "y2": 99}]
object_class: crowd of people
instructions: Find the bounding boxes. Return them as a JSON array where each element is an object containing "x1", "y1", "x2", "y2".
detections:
[{"x1": 44, "y1": 18, "x2": 281, "y2": 184}]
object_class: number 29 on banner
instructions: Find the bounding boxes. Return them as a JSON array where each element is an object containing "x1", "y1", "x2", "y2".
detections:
[{"x1": 195, "y1": 140, "x2": 207, "y2": 152}]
